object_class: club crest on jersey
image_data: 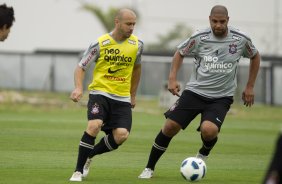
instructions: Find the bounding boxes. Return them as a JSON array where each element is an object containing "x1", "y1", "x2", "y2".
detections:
[
  {"x1": 229, "y1": 44, "x2": 237, "y2": 54},
  {"x1": 91, "y1": 103, "x2": 100, "y2": 114}
]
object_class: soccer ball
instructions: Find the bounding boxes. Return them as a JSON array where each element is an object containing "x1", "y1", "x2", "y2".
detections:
[{"x1": 180, "y1": 157, "x2": 207, "y2": 181}]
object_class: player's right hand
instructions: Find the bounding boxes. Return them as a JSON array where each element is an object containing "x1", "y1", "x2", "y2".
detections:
[
  {"x1": 70, "y1": 88, "x2": 83, "y2": 102},
  {"x1": 168, "y1": 80, "x2": 181, "y2": 97}
]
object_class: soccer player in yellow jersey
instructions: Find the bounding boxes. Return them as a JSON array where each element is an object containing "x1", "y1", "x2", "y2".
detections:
[
  {"x1": 69, "y1": 8, "x2": 143, "y2": 181},
  {"x1": 0, "y1": 4, "x2": 15, "y2": 42}
]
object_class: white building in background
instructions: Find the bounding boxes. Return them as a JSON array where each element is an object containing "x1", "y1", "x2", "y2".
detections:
[{"x1": 0, "y1": 0, "x2": 281, "y2": 56}]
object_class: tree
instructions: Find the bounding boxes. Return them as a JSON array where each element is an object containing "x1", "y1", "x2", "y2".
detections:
[
  {"x1": 78, "y1": 1, "x2": 192, "y2": 53},
  {"x1": 78, "y1": 1, "x2": 138, "y2": 32},
  {"x1": 146, "y1": 23, "x2": 193, "y2": 53},
  {"x1": 79, "y1": 3, "x2": 118, "y2": 32}
]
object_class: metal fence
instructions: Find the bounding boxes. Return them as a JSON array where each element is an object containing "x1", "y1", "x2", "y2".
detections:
[{"x1": 0, "y1": 52, "x2": 281, "y2": 105}]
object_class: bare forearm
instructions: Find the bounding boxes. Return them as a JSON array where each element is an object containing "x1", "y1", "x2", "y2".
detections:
[
  {"x1": 167, "y1": 51, "x2": 184, "y2": 96},
  {"x1": 169, "y1": 51, "x2": 184, "y2": 81},
  {"x1": 74, "y1": 66, "x2": 85, "y2": 90},
  {"x1": 241, "y1": 52, "x2": 261, "y2": 107},
  {"x1": 70, "y1": 65, "x2": 85, "y2": 102},
  {"x1": 247, "y1": 52, "x2": 260, "y2": 88}
]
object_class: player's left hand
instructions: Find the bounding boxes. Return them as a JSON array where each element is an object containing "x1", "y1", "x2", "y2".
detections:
[
  {"x1": 131, "y1": 96, "x2": 136, "y2": 108},
  {"x1": 242, "y1": 87, "x2": 254, "y2": 107}
]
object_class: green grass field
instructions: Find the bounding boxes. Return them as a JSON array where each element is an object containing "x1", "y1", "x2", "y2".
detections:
[{"x1": 0, "y1": 91, "x2": 281, "y2": 184}]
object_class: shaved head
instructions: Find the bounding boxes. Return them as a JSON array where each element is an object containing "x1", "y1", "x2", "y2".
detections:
[
  {"x1": 210, "y1": 5, "x2": 228, "y2": 17},
  {"x1": 209, "y1": 5, "x2": 229, "y2": 37},
  {"x1": 112, "y1": 8, "x2": 137, "y2": 41},
  {"x1": 115, "y1": 8, "x2": 136, "y2": 21}
]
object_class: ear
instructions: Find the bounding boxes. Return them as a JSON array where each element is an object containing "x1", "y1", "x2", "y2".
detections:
[{"x1": 114, "y1": 18, "x2": 119, "y2": 25}]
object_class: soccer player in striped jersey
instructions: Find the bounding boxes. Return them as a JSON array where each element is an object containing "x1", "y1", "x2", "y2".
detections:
[
  {"x1": 0, "y1": 4, "x2": 15, "y2": 41},
  {"x1": 139, "y1": 5, "x2": 260, "y2": 179},
  {"x1": 69, "y1": 8, "x2": 143, "y2": 182}
]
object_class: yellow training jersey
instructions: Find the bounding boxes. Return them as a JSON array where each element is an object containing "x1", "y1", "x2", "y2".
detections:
[{"x1": 88, "y1": 33, "x2": 139, "y2": 97}]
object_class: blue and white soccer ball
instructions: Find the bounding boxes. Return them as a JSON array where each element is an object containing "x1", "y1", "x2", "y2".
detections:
[{"x1": 180, "y1": 157, "x2": 207, "y2": 182}]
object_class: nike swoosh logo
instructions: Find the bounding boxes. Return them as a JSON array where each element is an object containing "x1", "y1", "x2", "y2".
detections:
[
  {"x1": 108, "y1": 68, "x2": 123, "y2": 74},
  {"x1": 216, "y1": 117, "x2": 222, "y2": 123}
]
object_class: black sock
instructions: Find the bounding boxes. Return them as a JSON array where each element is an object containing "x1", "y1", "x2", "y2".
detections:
[
  {"x1": 263, "y1": 134, "x2": 282, "y2": 183},
  {"x1": 199, "y1": 134, "x2": 218, "y2": 156},
  {"x1": 146, "y1": 130, "x2": 173, "y2": 170},
  {"x1": 88, "y1": 133, "x2": 119, "y2": 158},
  {"x1": 75, "y1": 132, "x2": 95, "y2": 172}
]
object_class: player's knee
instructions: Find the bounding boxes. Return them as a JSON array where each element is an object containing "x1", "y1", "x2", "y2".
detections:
[
  {"x1": 86, "y1": 120, "x2": 103, "y2": 136},
  {"x1": 113, "y1": 128, "x2": 129, "y2": 145},
  {"x1": 200, "y1": 121, "x2": 218, "y2": 140},
  {"x1": 162, "y1": 119, "x2": 181, "y2": 137}
]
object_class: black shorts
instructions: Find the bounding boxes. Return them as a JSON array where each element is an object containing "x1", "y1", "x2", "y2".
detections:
[
  {"x1": 164, "y1": 90, "x2": 233, "y2": 130},
  {"x1": 87, "y1": 94, "x2": 132, "y2": 133}
]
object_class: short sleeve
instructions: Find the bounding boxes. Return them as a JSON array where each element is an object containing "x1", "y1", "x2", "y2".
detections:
[
  {"x1": 177, "y1": 37, "x2": 197, "y2": 57},
  {"x1": 135, "y1": 40, "x2": 144, "y2": 65},
  {"x1": 78, "y1": 42, "x2": 100, "y2": 70},
  {"x1": 242, "y1": 39, "x2": 258, "y2": 58}
]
